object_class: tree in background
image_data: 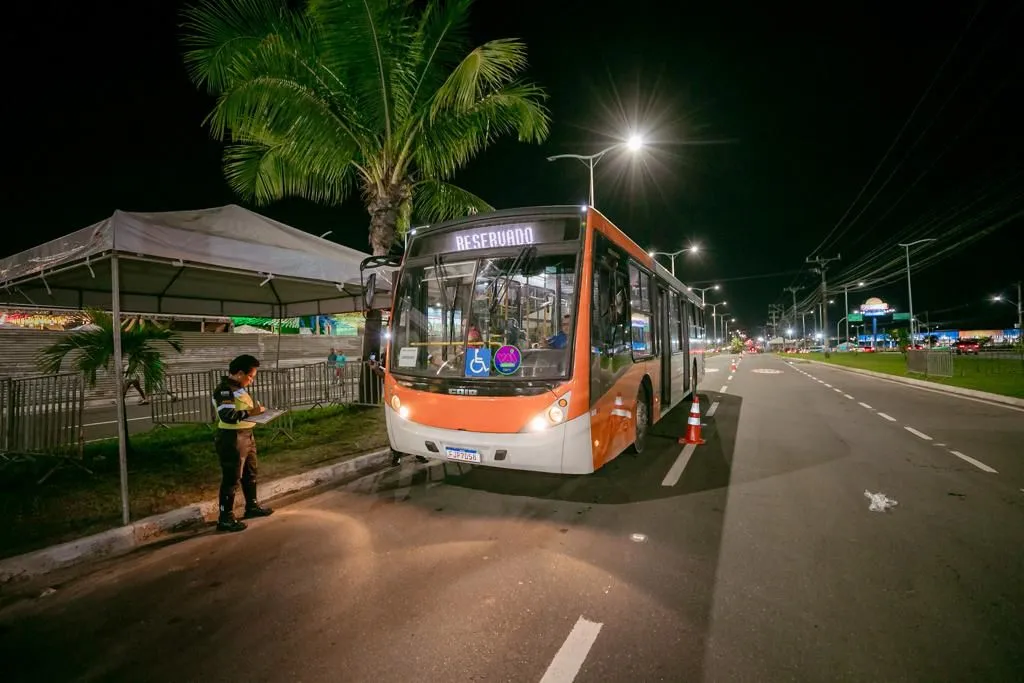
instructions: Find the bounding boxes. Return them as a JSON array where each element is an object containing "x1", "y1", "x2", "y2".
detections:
[
  {"x1": 730, "y1": 337, "x2": 744, "y2": 354},
  {"x1": 890, "y1": 326, "x2": 911, "y2": 355},
  {"x1": 37, "y1": 309, "x2": 184, "y2": 449},
  {"x1": 182, "y1": 0, "x2": 550, "y2": 255}
]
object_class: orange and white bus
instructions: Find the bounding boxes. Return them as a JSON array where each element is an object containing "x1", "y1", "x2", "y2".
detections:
[{"x1": 371, "y1": 205, "x2": 706, "y2": 474}]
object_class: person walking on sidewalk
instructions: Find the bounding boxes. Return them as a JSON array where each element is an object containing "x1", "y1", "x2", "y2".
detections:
[{"x1": 212, "y1": 354, "x2": 274, "y2": 532}]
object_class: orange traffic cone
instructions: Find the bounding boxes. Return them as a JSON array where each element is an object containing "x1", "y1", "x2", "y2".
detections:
[{"x1": 678, "y1": 394, "x2": 705, "y2": 445}]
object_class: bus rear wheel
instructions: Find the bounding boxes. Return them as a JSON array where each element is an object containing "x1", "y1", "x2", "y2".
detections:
[{"x1": 630, "y1": 388, "x2": 650, "y2": 454}]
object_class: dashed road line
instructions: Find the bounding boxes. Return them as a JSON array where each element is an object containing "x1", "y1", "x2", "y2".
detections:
[
  {"x1": 728, "y1": 374, "x2": 734, "y2": 380},
  {"x1": 823, "y1": 383, "x2": 832, "y2": 388},
  {"x1": 843, "y1": 394, "x2": 854, "y2": 399},
  {"x1": 720, "y1": 385, "x2": 729, "y2": 393},
  {"x1": 904, "y1": 426, "x2": 933, "y2": 441},
  {"x1": 949, "y1": 450, "x2": 998, "y2": 474},
  {"x1": 540, "y1": 616, "x2": 603, "y2": 683},
  {"x1": 877, "y1": 412, "x2": 897, "y2": 422},
  {"x1": 662, "y1": 443, "x2": 698, "y2": 487},
  {"x1": 858, "y1": 402, "x2": 873, "y2": 410},
  {"x1": 832, "y1": 388, "x2": 842, "y2": 393},
  {"x1": 706, "y1": 401, "x2": 720, "y2": 418}
]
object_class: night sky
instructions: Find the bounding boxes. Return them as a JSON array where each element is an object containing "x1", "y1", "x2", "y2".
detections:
[{"x1": 3, "y1": 0, "x2": 1021, "y2": 334}]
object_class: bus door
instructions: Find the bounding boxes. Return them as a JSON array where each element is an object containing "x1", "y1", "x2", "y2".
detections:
[{"x1": 658, "y1": 284, "x2": 672, "y2": 409}]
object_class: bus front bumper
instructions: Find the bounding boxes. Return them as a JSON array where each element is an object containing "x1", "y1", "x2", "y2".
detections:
[{"x1": 385, "y1": 406, "x2": 594, "y2": 475}]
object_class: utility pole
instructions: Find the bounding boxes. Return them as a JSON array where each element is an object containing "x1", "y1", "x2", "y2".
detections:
[{"x1": 807, "y1": 255, "x2": 841, "y2": 358}]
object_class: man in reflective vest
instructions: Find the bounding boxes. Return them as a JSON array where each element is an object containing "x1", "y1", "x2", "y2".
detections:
[{"x1": 212, "y1": 354, "x2": 274, "y2": 532}]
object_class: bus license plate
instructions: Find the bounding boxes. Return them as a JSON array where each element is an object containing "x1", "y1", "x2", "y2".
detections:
[{"x1": 445, "y1": 447, "x2": 481, "y2": 463}]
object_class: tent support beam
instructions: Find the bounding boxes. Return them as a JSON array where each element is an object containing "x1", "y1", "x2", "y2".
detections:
[
  {"x1": 110, "y1": 254, "x2": 130, "y2": 526},
  {"x1": 268, "y1": 280, "x2": 284, "y2": 369}
]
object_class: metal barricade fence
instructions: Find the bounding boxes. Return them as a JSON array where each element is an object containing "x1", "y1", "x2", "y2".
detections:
[
  {"x1": 1, "y1": 373, "x2": 84, "y2": 457},
  {"x1": 907, "y1": 350, "x2": 954, "y2": 378},
  {"x1": 150, "y1": 369, "x2": 220, "y2": 426},
  {"x1": 0, "y1": 378, "x2": 10, "y2": 455}
]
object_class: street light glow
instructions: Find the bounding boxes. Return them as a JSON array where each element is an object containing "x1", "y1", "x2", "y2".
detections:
[
  {"x1": 993, "y1": 295, "x2": 1003, "y2": 301},
  {"x1": 787, "y1": 328, "x2": 794, "y2": 336},
  {"x1": 627, "y1": 134, "x2": 644, "y2": 151},
  {"x1": 858, "y1": 281, "x2": 865, "y2": 287},
  {"x1": 689, "y1": 244, "x2": 699, "y2": 254}
]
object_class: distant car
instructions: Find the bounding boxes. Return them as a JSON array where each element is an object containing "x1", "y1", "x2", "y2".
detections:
[{"x1": 954, "y1": 340, "x2": 980, "y2": 355}]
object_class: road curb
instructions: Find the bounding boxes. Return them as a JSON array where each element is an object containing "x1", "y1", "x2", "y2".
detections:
[
  {"x1": 791, "y1": 359, "x2": 1024, "y2": 408},
  {"x1": 0, "y1": 447, "x2": 391, "y2": 585}
]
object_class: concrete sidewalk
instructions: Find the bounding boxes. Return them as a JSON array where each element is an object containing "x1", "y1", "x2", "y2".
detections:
[{"x1": 0, "y1": 447, "x2": 392, "y2": 585}]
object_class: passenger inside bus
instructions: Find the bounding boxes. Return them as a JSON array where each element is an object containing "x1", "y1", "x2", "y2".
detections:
[{"x1": 546, "y1": 314, "x2": 572, "y2": 349}]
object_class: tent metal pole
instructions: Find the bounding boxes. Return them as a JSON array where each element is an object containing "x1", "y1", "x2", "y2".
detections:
[{"x1": 110, "y1": 254, "x2": 130, "y2": 525}]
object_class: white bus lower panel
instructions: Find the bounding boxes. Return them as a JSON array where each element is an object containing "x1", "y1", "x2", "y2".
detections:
[{"x1": 385, "y1": 406, "x2": 594, "y2": 475}]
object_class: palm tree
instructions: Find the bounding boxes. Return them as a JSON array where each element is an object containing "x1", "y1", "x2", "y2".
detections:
[
  {"x1": 182, "y1": 0, "x2": 551, "y2": 256},
  {"x1": 37, "y1": 310, "x2": 184, "y2": 449}
]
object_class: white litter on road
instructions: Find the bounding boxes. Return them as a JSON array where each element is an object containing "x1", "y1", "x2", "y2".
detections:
[
  {"x1": 539, "y1": 616, "x2": 603, "y2": 683},
  {"x1": 630, "y1": 533, "x2": 648, "y2": 543},
  {"x1": 864, "y1": 490, "x2": 899, "y2": 512},
  {"x1": 720, "y1": 385, "x2": 729, "y2": 393}
]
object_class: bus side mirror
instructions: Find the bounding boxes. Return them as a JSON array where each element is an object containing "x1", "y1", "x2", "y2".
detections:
[{"x1": 363, "y1": 273, "x2": 377, "y2": 310}]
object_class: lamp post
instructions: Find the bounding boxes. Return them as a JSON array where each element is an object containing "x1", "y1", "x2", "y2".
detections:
[
  {"x1": 725, "y1": 317, "x2": 736, "y2": 343},
  {"x1": 898, "y1": 239, "x2": 936, "y2": 342},
  {"x1": 707, "y1": 301, "x2": 726, "y2": 343},
  {"x1": 993, "y1": 282, "x2": 1023, "y2": 342},
  {"x1": 841, "y1": 281, "x2": 865, "y2": 348},
  {"x1": 547, "y1": 134, "x2": 644, "y2": 208},
  {"x1": 648, "y1": 246, "x2": 698, "y2": 276},
  {"x1": 687, "y1": 283, "x2": 720, "y2": 305},
  {"x1": 836, "y1": 316, "x2": 846, "y2": 346}
]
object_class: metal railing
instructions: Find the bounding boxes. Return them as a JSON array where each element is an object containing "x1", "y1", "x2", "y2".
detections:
[
  {"x1": 907, "y1": 350, "x2": 954, "y2": 378},
  {"x1": 0, "y1": 373, "x2": 84, "y2": 458},
  {"x1": 150, "y1": 369, "x2": 220, "y2": 426}
]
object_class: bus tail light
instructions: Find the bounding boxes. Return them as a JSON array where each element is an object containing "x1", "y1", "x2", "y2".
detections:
[{"x1": 525, "y1": 393, "x2": 571, "y2": 432}]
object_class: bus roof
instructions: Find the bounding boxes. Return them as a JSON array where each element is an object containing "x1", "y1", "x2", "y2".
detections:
[{"x1": 409, "y1": 205, "x2": 705, "y2": 308}]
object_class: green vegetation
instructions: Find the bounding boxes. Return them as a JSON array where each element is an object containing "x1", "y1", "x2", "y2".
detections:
[
  {"x1": 0, "y1": 406, "x2": 387, "y2": 559},
  {"x1": 183, "y1": 0, "x2": 550, "y2": 255},
  {"x1": 795, "y1": 352, "x2": 1024, "y2": 398}
]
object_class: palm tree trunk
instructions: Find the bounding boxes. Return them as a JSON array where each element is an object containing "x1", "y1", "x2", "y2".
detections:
[{"x1": 360, "y1": 186, "x2": 409, "y2": 404}]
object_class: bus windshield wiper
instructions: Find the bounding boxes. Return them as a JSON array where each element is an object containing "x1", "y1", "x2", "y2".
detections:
[{"x1": 489, "y1": 246, "x2": 536, "y2": 317}]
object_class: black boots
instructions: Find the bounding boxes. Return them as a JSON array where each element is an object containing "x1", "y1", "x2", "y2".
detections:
[
  {"x1": 217, "y1": 518, "x2": 247, "y2": 533},
  {"x1": 244, "y1": 504, "x2": 274, "y2": 519}
]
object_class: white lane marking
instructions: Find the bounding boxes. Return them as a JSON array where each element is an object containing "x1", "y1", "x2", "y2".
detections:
[
  {"x1": 877, "y1": 412, "x2": 897, "y2": 422},
  {"x1": 720, "y1": 385, "x2": 729, "y2": 393},
  {"x1": 540, "y1": 616, "x2": 603, "y2": 683},
  {"x1": 833, "y1": 388, "x2": 842, "y2": 393},
  {"x1": 949, "y1": 450, "x2": 998, "y2": 474},
  {"x1": 843, "y1": 394, "x2": 855, "y2": 399},
  {"x1": 904, "y1": 426, "x2": 933, "y2": 441},
  {"x1": 706, "y1": 401, "x2": 720, "y2": 418},
  {"x1": 662, "y1": 443, "x2": 698, "y2": 487},
  {"x1": 823, "y1": 383, "x2": 833, "y2": 388},
  {"x1": 858, "y1": 402, "x2": 874, "y2": 410}
]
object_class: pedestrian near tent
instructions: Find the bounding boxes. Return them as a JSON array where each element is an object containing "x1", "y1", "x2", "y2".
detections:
[{"x1": 212, "y1": 354, "x2": 274, "y2": 532}]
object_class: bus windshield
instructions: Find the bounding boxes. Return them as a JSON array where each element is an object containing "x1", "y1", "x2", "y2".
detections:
[{"x1": 390, "y1": 251, "x2": 578, "y2": 380}]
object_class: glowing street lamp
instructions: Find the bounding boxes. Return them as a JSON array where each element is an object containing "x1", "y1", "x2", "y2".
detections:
[
  {"x1": 547, "y1": 134, "x2": 645, "y2": 208},
  {"x1": 687, "y1": 283, "x2": 720, "y2": 305},
  {"x1": 648, "y1": 246, "x2": 700, "y2": 277}
]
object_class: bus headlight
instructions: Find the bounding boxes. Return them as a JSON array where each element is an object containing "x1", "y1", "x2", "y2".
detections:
[
  {"x1": 390, "y1": 395, "x2": 401, "y2": 412},
  {"x1": 525, "y1": 393, "x2": 571, "y2": 432}
]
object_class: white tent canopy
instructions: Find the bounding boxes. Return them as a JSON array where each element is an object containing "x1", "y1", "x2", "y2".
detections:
[{"x1": 0, "y1": 204, "x2": 390, "y2": 316}]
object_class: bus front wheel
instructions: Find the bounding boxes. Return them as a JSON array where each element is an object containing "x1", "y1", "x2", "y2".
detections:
[{"x1": 630, "y1": 388, "x2": 650, "y2": 454}]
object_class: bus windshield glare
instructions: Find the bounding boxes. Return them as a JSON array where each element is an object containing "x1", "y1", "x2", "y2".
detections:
[{"x1": 390, "y1": 251, "x2": 578, "y2": 380}]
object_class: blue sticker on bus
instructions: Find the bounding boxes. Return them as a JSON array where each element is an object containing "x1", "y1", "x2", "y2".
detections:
[{"x1": 464, "y1": 348, "x2": 491, "y2": 377}]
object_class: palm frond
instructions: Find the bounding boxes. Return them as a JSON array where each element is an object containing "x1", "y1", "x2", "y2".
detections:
[
  {"x1": 395, "y1": 0, "x2": 473, "y2": 122},
  {"x1": 223, "y1": 142, "x2": 355, "y2": 205},
  {"x1": 181, "y1": 0, "x2": 306, "y2": 93},
  {"x1": 413, "y1": 179, "x2": 492, "y2": 224},
  {"x1": 414, "y1": 84, "x2": 550, "y2": 180},
  {"x1": 309, "y1": 0, "x2": 416, "y2": 141},
  {"x1": 429, "y1": 38, "x2": 530, "y2": 119}
]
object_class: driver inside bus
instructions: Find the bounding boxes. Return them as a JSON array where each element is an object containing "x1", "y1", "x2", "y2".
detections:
[{"x1": 546, "y1": 314, "x2": 572, "y2": 349}]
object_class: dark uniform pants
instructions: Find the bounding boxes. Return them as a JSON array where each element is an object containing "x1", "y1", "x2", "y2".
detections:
[{"x1": 215, "y1": 429, "x2": 258, "y2": 520}]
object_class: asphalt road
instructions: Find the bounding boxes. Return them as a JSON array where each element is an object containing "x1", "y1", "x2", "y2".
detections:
[{"x1": 2, "y1": 353, "x2": 1022, "y2": 682}]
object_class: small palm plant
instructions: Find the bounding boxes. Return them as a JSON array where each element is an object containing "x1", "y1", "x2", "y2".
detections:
[{"x1": 37, "y1": 310, "x2": 184, "y2": 450}]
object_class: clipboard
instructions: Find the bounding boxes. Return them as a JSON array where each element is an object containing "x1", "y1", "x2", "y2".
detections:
[{"x1": 246, "y1": 408, "x2": 288, "y2": 425}]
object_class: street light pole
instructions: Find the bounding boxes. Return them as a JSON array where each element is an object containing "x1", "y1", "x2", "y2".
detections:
[
  {"x1": 649, "y1": 247, "x2": 701, "y2": 277},
  {"x1": 707, "y1": 301, "x2": 726, "y2": 343},
  {"x1": 898, "y1": 239, "x2": 936, "y2": 342},
  {"x1": 688, "y1": 283, "x2": 719, "y2": 305},
  {"x1": 547, "y1": 135, "x2": 644, "y2": 208}
]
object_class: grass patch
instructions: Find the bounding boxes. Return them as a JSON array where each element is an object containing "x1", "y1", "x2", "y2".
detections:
[
  {"x1": 793, "y1": 352, "x2": 1024, "y2": 398},
  {"x1": 0, "y1": 406, "x2": 387, "y2": 560}
]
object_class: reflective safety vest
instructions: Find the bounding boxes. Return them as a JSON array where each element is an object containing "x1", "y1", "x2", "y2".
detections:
[{"x1": 213, "y1": 376, "x2": 256, "y2": 430}]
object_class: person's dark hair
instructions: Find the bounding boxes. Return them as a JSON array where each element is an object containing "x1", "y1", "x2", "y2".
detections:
[{"x1": 229, "y1": 354, "x2": 261, "y2": 375}]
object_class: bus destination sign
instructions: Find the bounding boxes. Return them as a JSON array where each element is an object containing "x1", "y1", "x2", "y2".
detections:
[{"x1": 408, "y1": 218, "x2": 578, "y2": 257}]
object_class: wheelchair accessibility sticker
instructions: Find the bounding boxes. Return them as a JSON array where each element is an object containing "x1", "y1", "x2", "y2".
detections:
[{"x1": 464, "y1": 348, "x2": 492, "y2": 377}]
